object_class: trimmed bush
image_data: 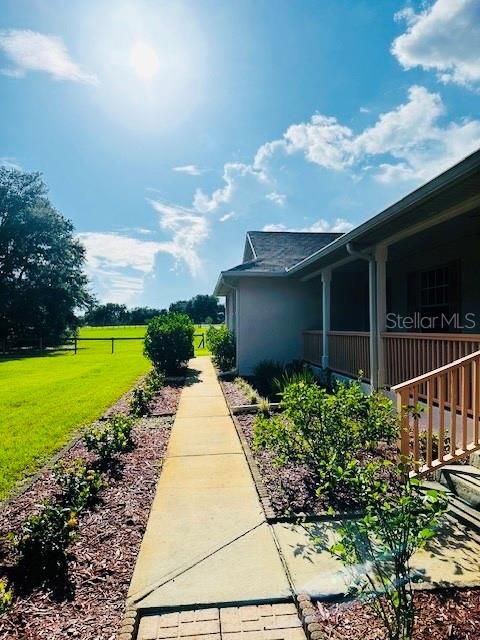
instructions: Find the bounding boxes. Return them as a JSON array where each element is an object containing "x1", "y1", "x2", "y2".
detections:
[
  {"x1": 206, "y1": 325, "x2": 236, "y2": 371},
  {"x1": 53, "y1": 458, "x2": 104, "y2": 512},
  {"x1": 144, "y1": 312, "x2": 194, "y2": 374},
  {"x1": 84, "y1": 415, "x2": 135, "y2": 467}
]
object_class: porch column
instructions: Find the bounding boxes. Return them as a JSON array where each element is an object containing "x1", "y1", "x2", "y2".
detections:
[
  {"x1": 321, "y1": 269, "x2": 331, "y2": 369},
  {"x1": 375, "y1": 244, "x2": 388, "y2": 388},
  {"x1": 369, "y1": 258, "x2": 378, "y2": 390}
]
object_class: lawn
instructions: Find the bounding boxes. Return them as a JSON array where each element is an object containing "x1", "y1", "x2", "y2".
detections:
[{"x1": 0, "y1": 324, "x2": 214, "y2": 500}]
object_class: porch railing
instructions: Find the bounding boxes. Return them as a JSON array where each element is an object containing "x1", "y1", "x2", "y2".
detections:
[
  {"x1": 383, "y1": 332, "x2": 480, "y2": 387},
  {"x1": 303, "y1": 330, "x2": 322, "y2": 365},
  {"x1": 392, "y1": 350, "x2": 480, "y2": 476},
  {"x1": 328, "y1": 331, "x2": 370, "y2": 380}
]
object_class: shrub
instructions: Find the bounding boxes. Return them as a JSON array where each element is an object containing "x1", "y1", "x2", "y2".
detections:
[
  {"x1": 53, "y1": 458, "x2": 104, "y2": 512},
  {"x1": 253, "y1": 378, "x2": 399, "y2": 500},
  {"x1": 144, "y1": 312, "x2": 194, "y2": 373},
  {"x1": 206, "y1": 325, "x2": 236, "y2": 371},
  {"x1": 84, "y1": 415, "x2": 135, "y2": 467},
  {"x1": 253, "y1": 360, "x2": 284, "y2": 398},
  {"x1": 328, "y1": 465, "x2": 447, "y2": 640},
  {"x1": 130, "y1": 369, "x2": 166, "y2": 417},
  {"x1": 273, "y1": 364, "x2": 318, "y2": 394},
  {"x1": 14, "y1": 501, "x2": 78, "y2": 577},
  {"x1": 0, "y1": 579, "x2": 13, "y2": 613}
]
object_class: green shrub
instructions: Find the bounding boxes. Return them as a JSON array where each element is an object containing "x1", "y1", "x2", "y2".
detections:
[
  {"x1": 14, "y1": 501, "x2": 78, "y2": 577},
  {"x1": 84, "y1": 415, "x2": 135, "y2": 467},
  {"x1": 144, "y1": 312, "x2": 194, "y2": 373},
  {"x1": 130, "y1": 369, "x2": 166, "y2": 417},
  {"x1": 328, "y1": 465, "x2": 447, "y2": 640},
  {"x1": 0, "y1": 579, "x2": 13, "y2": 613},
  {"x1": 206, "y1": 325, "x2": 236, "y2": 371},
  {"x1": 53, "y1": 458, "x2": 104, "y2": 512},
  {"x1": 253, "y1": 360, "x2": 284, "y2": 398},
  {"x1": 273, "y1": 364, "x2": 318, "y2": 394},
  {"x1": 253, "y1": 378, "x2": 399, "y2": 498}
]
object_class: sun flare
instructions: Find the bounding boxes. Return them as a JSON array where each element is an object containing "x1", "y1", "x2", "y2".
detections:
[{"x1": 129, "y1": 41, "x2": 160, "y2": 80}]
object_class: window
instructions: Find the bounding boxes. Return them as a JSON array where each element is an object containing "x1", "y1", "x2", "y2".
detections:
[{"x1": 420, "y1": 266, "x2": 449, "y2": 308}]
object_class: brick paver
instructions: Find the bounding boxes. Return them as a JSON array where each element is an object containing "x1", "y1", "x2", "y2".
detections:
[{"x1": 137, "y1": 603, "x2": 305, "y2": 640}]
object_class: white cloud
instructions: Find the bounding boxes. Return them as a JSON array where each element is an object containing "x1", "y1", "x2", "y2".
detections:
[
  {"x1": 219, "y1": 212, "x2": 236, "y2": 222},
  {"x1": 266, "y1": 191, "x2": 287, "y2": 206},
  {"x1": 148, "y1": 199, "x2": 208, "y2": 276},
  {"x1": 262, "y1": 218, "x2": 353, "y2": 233},
  {"x1": 254, "y1": 85, "x2": 480, "y2": 184},
  {"x1": 0, "y1": 157, "x2": 21, "y2": 170},
  {"x1": 193, "y1": 162, "x2": 264, "y2": 212},
  {"x1": 0, "y1": 29, "x2": 97, "y2": 84},
  {"x1": 77, "y1": 232, "x2": 165, "y2": 303},
  {"x1": 392, "y1": 0, "x2": 480, "y2": 89},
  {"x1": 173, "y1": 164, "x2": 205, "y2": 176}
]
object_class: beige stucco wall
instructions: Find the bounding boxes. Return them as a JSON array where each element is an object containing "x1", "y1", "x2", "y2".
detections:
[{"x1": 236, "y1": 277, "x2": 321, "y2": 375}]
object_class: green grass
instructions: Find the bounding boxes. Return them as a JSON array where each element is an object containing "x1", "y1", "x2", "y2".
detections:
[{"x1": 0, "y1": 324, "x2": 215, "y2": 500}]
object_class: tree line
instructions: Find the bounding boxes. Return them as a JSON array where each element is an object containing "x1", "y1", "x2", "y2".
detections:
[
  {"x1": 0, "y1": 167, "x2": 222, "y2": 347},
  {"x1": 82, "y1": 295, "x2": 224, "y2": 327}
]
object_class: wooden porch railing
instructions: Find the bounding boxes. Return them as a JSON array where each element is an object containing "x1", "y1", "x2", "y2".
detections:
[
  {"x1": 303, "y1": 330, "x2": 322, "y2": 365},
  {"x1": 392, "y1": 350, "x2": 480, "y2": 476},
  {"x1": 383, "y1": 332, "x2": 480, "y2": 387},
  {"x1": 328, "y1": 331, "x2": 370, "y2": 380}
]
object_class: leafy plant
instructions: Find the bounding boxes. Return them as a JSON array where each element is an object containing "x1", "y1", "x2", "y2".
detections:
[
  {"x1": 130, "y1": 368, "x2": 166, "y2": 417},
  {"x1": 253, "y1": 378, "x2": 399, "y2": 500},
  {"x1": 253, "y1": 360, "x2": 284, "y2": 398},
  {"x1": 206, "y1": 325, "x2": 236, "y2": 371},
  {"x1": 53, "y1": 458, "x2": 104, "y2": 512},
  {"x1": 14, "y1": 501, "x2": 78, "y2": 577},
  {"x1": 273, "y1": 364, "x2": 318, "y2": 394},
  {"x1": 144, "y1": 312, "x2": 194, "y2": 373},
  {"x1": 328, "y1": 464, "x2": 447, "y2": 640},
  {"x1": 84, "y1": 415, "x2": 135, "y2": 466},
  {"x1": 0, "y1": 579, "x2": 13, "y2": 613}
]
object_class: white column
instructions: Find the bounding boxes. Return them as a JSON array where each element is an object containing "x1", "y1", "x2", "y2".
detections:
[
  {"x1": 321, "y1": 269, "x2": 332, "y2": 369},
  {"x1": 376, "y1": 245, "x2": 388, "y2": 388}
]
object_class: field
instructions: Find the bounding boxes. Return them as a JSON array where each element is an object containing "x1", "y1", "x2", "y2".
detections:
[{"x1": 0, "y1": 324, "x2": 213, "y2": 500}]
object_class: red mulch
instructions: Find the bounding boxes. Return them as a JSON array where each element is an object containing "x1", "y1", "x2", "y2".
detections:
[
  {"x1": 315, "y1": 588, "x2": 480, "y2": 639},
  {"x1": 104, "y1": 382, "x2": 182, "y2": 419},
  {"x1": 221, "y1": 381, "x2": 250, "y2": 407},
  {"x1": 0, "y1": 416, "x2": 172, "y2": 639}
]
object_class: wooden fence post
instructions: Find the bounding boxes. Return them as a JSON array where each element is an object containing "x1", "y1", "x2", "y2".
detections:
[
  {"x1": 111, "y1": 337, "x2": 114, "y2": 354},
  {"x1": 74, "y1": 337, "x2": 77, "y2": 354}
]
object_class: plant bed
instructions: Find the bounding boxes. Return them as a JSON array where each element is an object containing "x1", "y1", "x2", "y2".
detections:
[
  {"x1": 304, "y1": 589, "x2": 480, "y2": 640},
  {"x1": 104, "y1": 378, "x2": 183, "y2": 418},
  {"x1": 0, "y1": 416, "x2": 172, "y2": 639},
  {"x1": 221, "y1": 380, "x2": 252, "y2": 408},
  {"x1": 236, "y1": 412, "x2": 396, "y2": 519}
]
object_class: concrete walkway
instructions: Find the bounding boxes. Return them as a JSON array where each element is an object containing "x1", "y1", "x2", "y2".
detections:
[{"x1": 127, "y1": 357, "x2": 291, "y2": 611}]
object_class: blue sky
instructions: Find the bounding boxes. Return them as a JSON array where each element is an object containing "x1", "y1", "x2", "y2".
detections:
[{"x1": 1, "y1": 0, "x2": 479, "y2": 308}]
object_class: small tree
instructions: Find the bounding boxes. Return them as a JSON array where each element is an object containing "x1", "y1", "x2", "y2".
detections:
[
  {"x1": 144, "y1": 312, "x2": 194, "y2": 373},
  {"x1": 328, "y1": 463, "x2": 447, "y2": 640}
]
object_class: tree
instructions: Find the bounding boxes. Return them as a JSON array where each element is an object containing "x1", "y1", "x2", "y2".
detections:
[
  {"x1": 0, "y1": 168, "x2": 92, "y2": 344},
  {"x1": 83, "y1": 303, "x2": 129, "y2": 326},
  {"x1": 185, "y1": 294, "x2": 224, "y2": 324}
]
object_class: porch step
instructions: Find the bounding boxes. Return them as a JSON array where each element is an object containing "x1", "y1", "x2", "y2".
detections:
[
  {"x1": 469, "y1": 450, "x2": 480, "y2": 471},
  {"x1": 419, "y1": 479, "x2": 480, "y2": 539},
  {"x1": 436, "y1": 465, "x2": 480, "y2": 509}
]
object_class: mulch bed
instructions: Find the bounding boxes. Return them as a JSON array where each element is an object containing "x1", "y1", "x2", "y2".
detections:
[
  {"x1": 0, "y1": 416, "x2": 173, "y2": 640},
  {"x1": 104, "y1": 381, "x2": 183, "y2": 418},
  {"x1": 236, "y1": 412, "x2": 396, "y2": 518},
  {"x1": 221, "y1": 381, "x2": 251, "y2": 407},
  {"x1": 313, "y1": 588, "x2": 480, "y2": 639}
]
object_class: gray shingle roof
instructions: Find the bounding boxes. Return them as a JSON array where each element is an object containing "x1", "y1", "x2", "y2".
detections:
[{"x1": 225, "y1": 231, "x2": 343, "y2": 274}]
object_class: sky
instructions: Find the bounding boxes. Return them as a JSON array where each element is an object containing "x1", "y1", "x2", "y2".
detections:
[{"x1": 0, "y1": 0, "x2": 479, "y2": 308}]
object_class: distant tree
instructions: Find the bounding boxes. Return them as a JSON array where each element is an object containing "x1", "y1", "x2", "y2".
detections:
[
  {"x1": 169, "y1": 300, "x2": 188, "y2": 315},
  {"x1": 185, "y1": 294, "x2": 224, "y2": 324},
  {"x1": 129, "y1": 306, "x2": 166, "y2": 324},
  {"x1": 0, "y1": 168, "x2": 92, "y2": 344},
  {"x1": 83, "y1": 303, "x2": 129, "y2": 326}
]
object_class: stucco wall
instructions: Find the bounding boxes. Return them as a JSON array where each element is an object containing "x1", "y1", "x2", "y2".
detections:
[{"x1": 236, "y1": 277, "x2": 321, "y2": 375}]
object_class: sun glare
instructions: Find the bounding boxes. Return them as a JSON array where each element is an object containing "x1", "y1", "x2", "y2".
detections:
[{"x1": 129, "y1": 41, "x2": 160, "y2": 80}]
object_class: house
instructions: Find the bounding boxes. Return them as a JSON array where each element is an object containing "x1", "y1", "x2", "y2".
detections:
[{"x1": 214, "y1": 148, "x2": 480, "y2": 474}]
